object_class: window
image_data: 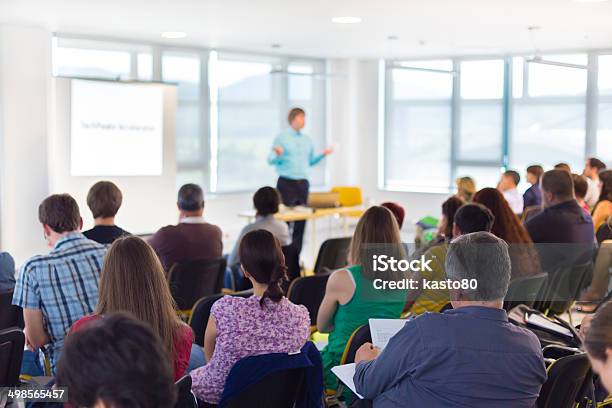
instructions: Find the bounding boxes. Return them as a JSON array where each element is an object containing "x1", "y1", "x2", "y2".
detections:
[
  {"x1": 385, "y1": 52, "x2": 609, "y2": 193},
  {"x1": 384, "y1": 60, "x2": 453, "y2": 192},
  {"x1": 161, "y1": 51, "x2": 208, "y2": 188},
  {"x1": 527, "y1": 54, "x2": 587, "y2": 97},
  {"x1": 597, "y1": 55, "x2": 612, "y2": 164},
  {"x1": 510, "y1": 55, "x2": 587, "y2": 172},
  {"x1": 52, "y1": 37, "x2": 152, "y2": 80}
]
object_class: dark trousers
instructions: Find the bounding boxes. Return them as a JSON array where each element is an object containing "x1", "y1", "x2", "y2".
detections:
[{"x1": 277, "y1": 177, "x2": 309, "y2": 256}]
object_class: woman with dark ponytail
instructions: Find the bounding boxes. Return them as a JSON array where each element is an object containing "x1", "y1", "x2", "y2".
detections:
[{"x1": 191, "y1": 230, "x2": 310, "y2": 405}]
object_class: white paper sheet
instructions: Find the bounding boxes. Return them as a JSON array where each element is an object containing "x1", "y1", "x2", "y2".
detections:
[
  {"x1": 369, "y1": 318, "x2": 407, "y2": 350},
  {"x1": 331, "y1": 363, "x2": 363, "y2": 399},
  {"x1": 526, "y1": 313, "x2": 572, "y2": 338}
]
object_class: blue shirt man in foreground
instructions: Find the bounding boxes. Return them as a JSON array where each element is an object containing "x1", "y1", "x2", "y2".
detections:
[
  {"x1": 268, "y1": 107, "x2": 332, "y2": 255},
  {"x1": 353, "y1": 232, "x2": 547, "y2": 407}
]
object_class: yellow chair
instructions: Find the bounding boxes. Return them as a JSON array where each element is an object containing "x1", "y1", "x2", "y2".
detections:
[{"x1": 331, "y1": 186, "x2": 363, "y2": 207}]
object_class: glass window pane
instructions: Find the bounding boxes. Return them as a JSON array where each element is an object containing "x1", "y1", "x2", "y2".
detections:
[
  {"x1": 392, "y1": 60, "x2": 453, "y2": 100},
  {"x1": 216, "y1": 60, "x2": 272, "y2": 102},
  {"x1": 513, "y1": 57, "x2": 524, "y2": 98},
  {"x1": 528, "y1": 54, "x2": 587, "y2": 97},
  {"x1": 511, "y1": 103, "x2": 586, "y2": 171},
  {"x1": 455, "y1": 166, "x2": 502, "y2": 190},
  {"x1": 460, "y1": 60, "x2": 504, "y2": 100},
  {"x1": 385, "y1": 105, "x2": 451, "y2": 191},
  {"x1": 137, "y1": 53, "x2": 153, "y2": 81},
  {"x1": 458, "y1": 103, "x2": 503, "y2": 161},
  {"x1": 597, "y1": 102, "x2": 612, "y2": 164},
  {"x1": 162, "y1": 54, "x2": 201, "y2": 101},
  {"x1": 54, "y1": 47, "x2": 131, "y2": 79},
  {"x1": 598, "y1": 55, "x2": 612, "y2": 95},
  {"x1": 176, "y1": 103, "x2": 202, "y2": 162},
  {"x1": 216, "y1": 106, "x2": 279, "y2": 192},
  {"x1": 289, "y1": 63, "x2": 313, "y2": 100}
]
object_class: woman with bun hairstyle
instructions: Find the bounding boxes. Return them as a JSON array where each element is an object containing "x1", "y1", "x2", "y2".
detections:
[{"x1": 190, "y1": 229, "x2": 310, "y2": 405}]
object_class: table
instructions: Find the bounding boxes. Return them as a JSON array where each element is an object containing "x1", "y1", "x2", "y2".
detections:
[{"x1": 238, "y1": 206, "x2": 364, "y2": 261}]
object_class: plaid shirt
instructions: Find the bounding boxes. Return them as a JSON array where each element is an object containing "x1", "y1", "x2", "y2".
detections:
[{"x1": 12, "y1": 232, "x2": 106, "y2": 372}]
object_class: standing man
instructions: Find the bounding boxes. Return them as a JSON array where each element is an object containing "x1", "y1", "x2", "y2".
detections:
[{"x1": 268, "y1": 108, "x2": 332, "y2": 255}]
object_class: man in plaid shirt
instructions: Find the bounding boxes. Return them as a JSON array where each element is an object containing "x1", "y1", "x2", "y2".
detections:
[{"x1": 13, "y1": 194, "x2": 106, "y2": 373}]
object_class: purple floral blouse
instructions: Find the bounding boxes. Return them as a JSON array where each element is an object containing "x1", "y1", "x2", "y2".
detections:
[{"x1": 191, "y1": 295, "x2": 311, "y2": 404}]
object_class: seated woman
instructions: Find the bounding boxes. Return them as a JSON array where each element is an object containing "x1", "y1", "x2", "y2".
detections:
[
  {"x1": 593, "y1": 170, "x2": 612, "y2": 233},
  {"x1": 473, "y1": 187, "x2": 541, "y2": 280},
  {"x1": 191, "y1": 229, "x2": 310, "y2": 405},
  {"x1": 317, "y1": 206, "x2": 407, "y2": 396},
  {"x1": 70, "y1": 236, "x2": 193, "y2": 381},
  {"x1": 226, "y1": 186, "x2": 291, "y2": 289}
]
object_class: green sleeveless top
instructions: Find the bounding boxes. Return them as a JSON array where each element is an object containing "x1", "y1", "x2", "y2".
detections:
[{"x1": 321, "y1": 265, "x2": 406, "y2": 391}]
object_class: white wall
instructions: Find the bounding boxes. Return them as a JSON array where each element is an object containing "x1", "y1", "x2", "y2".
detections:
[{"x1": 0, "y1": 24, "x2": 52, "y2": 264}]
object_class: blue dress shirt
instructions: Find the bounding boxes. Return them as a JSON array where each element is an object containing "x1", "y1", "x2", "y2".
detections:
[
  {"x1": 354, "y1": 306, "x2": 546, "y2": 408},
  {"x1": 267, "y1": 129, "x2": 325, "y2": 180}
]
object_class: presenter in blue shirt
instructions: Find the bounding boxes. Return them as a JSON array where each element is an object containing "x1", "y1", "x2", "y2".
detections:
[{"x1": 268, "y1": 107, "x2": 332, "y2": 255}]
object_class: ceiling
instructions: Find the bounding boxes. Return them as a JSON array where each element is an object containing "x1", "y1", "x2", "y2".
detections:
[{"x1": 1, "y1": 0, "x2": 612, "y2": 59}]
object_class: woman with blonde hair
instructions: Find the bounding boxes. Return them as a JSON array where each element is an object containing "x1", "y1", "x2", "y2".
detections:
[
  {"x1": 456, "y1": 176, "x2": 476, "y2": 202},
  {"x1": 317, "y1": 206, "x2": 407, "y2": 396},
  {"x1": 70, "y1": 236, "x2": 193, "y2": 380}
]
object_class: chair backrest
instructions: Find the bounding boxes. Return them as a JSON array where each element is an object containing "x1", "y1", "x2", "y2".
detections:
[
  {"x1": 504, "y1": 273, "x2": 548, "y2": 311},
  {"x1": 168, "y1": 258, "x2": 227, "y2": 311},
  {"x1": 0, "y1": 327, "x2": 25, "y2": 386},
  {"x1": 223, "y1": 367, "x2": 306, "y2": 408},
  {"x1": 282, "y1": 244, "x2": 301, "y2": 289},
  {"x1": 537, "y1": 262, "x2": 592, "y2": 315},
  {"x1": 339, "y1": 324, "x2": 372, "y2": 365},
  {"x1": 174, "y1": 375, "x2": 197, "y2": 408},
  {"x1": 537, "y1": 353, "x2": 591, "y2": 408},
  {"x1": 287, "y1": 275, "x2": 330, "y2": 327},
  {"x1": 189, "y1": 290, "x2": 253, "y2": 347},
  {"x1": 0, "y1": 290, "x2": 24, "y2": 331},
  {"x1": 313, "y1": 237, "x2": 351, "y2": 275}
]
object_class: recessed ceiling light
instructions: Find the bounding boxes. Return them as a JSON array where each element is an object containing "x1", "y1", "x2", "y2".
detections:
[
  {"x1": 161, "y1": 31, "x2": 187, "y2": 39},
  {"x1": 331, "y1": 16, "x2": 362, "y2": 24}
]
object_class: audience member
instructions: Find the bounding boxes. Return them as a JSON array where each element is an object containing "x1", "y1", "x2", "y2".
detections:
[
  {"x1": 583, "y1": 157, "x2": 607, "y2": 208},
  {"x1": 354, "y1": 232, "x2": 547, "y2": 407},
  {"x1": 405, "y1": 203, "x2": 495, "y2": 315},
  {"x1": 581, "y1": 239, "x2": 612, "y2": 303},
  {"x1": 584, "y1": 301, "x2": 612, "y2": 394},
  {"x1": 70, "y1": 236, "x2": 193, "y2": 380},
  {"x1": 497, "y1": 170, "x2": 523, "y2": 214},
  {"x1": 381, "y1": 202, "x2": 405, "y2": 229},
  {"x1": 572, "y1": 173, "x2": 591, "y2": 215},
  {"x1": 523, "y1": 165, "x2": 544, "y2": 208},
  {"x1": 415, "y1": 196, "x2": 462, "y2": 256},
  {"x1": 592, "y1": 170, "x2": 612, "y2": 233},
  {"x1": 191, "y1": 230, "x2": 310, "y2": 405},
  {"x1": 228, "y1": 186, "x2": 290, "y2": 268},
  {"x1": 317, "y1": 206, "x2": 406, "y2": 396},
  {"x1": 12, "y1": 194, "x2": 106, "y2": 373},
  {"x1": 555, "y1": 162, "x2": 572, "y2": 172},
  {"x1": 57, "y1": 313, "x2": 177, "y2": 408},
  {"x1": 456, "y1": 176, "x2": 476, "y2": 202},
  {"x1": 597, "y1": 217, "x2": 612, "y2": 244},
  {"x1": 525, "y1": 170, "x2": 595, "y2": 272},
  {"x1": 149, "y1": 183, "x2": 222, "y2": 272},
  {"x1": 82, "y1": 181, "x2": 130, "y2": 245},
  {"x1": 0, "y1": 251, "x2": 15, "y2": 292},
  {"x1": 473, "y1": 188, "x2": 541, "y2": 279}
]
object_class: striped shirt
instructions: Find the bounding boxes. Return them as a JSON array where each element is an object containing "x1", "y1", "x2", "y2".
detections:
[{"x1": 12, "y1": 232, "x2": 106, "y2": 373}]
